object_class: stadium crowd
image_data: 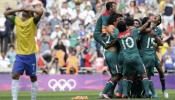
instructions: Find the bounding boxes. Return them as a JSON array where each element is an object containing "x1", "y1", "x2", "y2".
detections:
[{"x1": 0, "y1": 0, "x2": 175, "y2": 74}]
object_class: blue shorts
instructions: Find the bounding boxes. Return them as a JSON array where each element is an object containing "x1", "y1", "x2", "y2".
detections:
[{"x1": 12, "y1": 53, "x2": 36, "y2": 76}]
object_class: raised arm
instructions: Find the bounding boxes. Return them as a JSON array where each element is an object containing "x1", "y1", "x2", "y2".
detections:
[
  {"x1": 149, "y1": 30, "x2": 163, "y2": 46},
  {"x1": 93, "y1": 16, "x2": 107, "y2": 47},
  {"x1": 4, "y1": 8, "x2": 23, "y2": 24},
  {"x1": 4, "y1": 8, "x2": 22, "y2": 17},
  {"x1": 139, "y1": 19, "x2": 151, "y2": 32},
  {"x1": 24, "y1": 7, "x2": 43, "y2": 23},
  {"x1": 25, "y1": 7, "x2": 43, "y2": 17}
]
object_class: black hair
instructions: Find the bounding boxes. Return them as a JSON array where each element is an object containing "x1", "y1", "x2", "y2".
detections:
[
  {"x1": 107, "y1": 12, "x2": 123, "y2": 25},
  {"x1": 106, "y1": 2, "x2": 116, "y2": 10},
  {"x1": 134, "y1": 19, "x2": 142, "y2": 25},
  {"x1": 141, "y1": 17, "x2": 150, "y2": 28},
  {"x1": 130, "y1": 0, "x2": 136, "y2": 6},
  {"x1": 125, "y1": 17, "x2": 134, "y2": 26},
  {"x1": 9, "y1": 44, "x2": 15, "y2": 49},
  {"x1": 157, "y1": 15, "x2": 162, "y2": 26},
  {"x1": 117, "y1": 20, "x2": 127, "y2": 32}
]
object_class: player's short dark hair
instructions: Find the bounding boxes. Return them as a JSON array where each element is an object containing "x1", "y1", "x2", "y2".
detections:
[
  {"x1": 9, "y1": 44, "x2": 15, "y2": 49},
  {"x1": 107, "y1": 12, "x2": 123, "y2": 25},
  {"x1": 106, "y1": 2, "x2": 116, "y2": 10},
  {"x1": 134, "y1": 19, "x2": 142, "y2": 25},
  {"x1": 130, "y1": 0, "x2": 136, "y2": 6},
  {"x1": 157, "y1": 15, "x2": 162, "y2": 26},
  {"x1": 141, "y1": 17, "x2": 149, "y2": 24},
  {"x1": 141, "y1": 17, "x2": 150, "y2": 28},
  {"x1": 125, "y1": 17, "x2": 134, "y2": 26},
  {"x1": 117, "y1": 20, "x2": 127, "y2": 32}
]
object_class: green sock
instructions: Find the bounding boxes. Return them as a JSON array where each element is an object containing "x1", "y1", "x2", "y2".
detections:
[
  {"x1": 127, "y1": 80, "x2": 132, "y2": 96},
  {"x1": 149, "y1": 80, "x2": 156, "y2": 95},
  {"x1": 142, "y1": 78, "x2": 150, "y2": 96},
  {"x1": 122, "y1": 80, "x2": 132, "y2": 97},
  {"x1": 116, "y1": 80, "x2": 123, "y2": 94},
  {"x1": 102, "y1": 81, "x2": 114, "y2": 94},
  {"x1": 107, "y1": 82, "x2": 117, "y2": 97}
]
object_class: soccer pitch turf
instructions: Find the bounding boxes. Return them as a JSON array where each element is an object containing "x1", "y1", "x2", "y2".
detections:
[{"x1": 0, "y1": 90, "x2": 174, "y2": 100}]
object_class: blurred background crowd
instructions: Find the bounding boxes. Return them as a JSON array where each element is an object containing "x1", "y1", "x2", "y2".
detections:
[{"x1": 0, "y1": 0, "x2": 175, "y2": 74}]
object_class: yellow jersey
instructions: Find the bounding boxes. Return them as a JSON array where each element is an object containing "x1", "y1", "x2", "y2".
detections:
[
  {"x1": 56, "y1": 50, "x2": 65, "y2": 67},
  {"x1": 15, "y1": 17, "x2": 37, "y2": 55}
]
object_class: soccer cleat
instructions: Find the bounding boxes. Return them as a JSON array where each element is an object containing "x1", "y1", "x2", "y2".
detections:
[
  {"x1": 115, "y1": 92, "x2": 122, "y2": 98},
  {"x1": 99, "y1": 92, "x2": 102, "y2": 97},
  {"x1": 163, "y1": 91, "x2": 169, "y2": 99},
  {"x1": 99, "y1": 94, "x2": 110, "y2": 99},
  {"x1": 122, "y1": 94, "x2": 128, "y2": 99},
  {"x1": 151, "y1": 94, "x2": 158, "y2": 98},
  {"x1": 144, "y1": 94, "x2": 152, "y2": 98}
]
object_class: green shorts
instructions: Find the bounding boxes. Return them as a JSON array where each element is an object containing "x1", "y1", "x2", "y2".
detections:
[
  {"x1": 131, "y1": 80, "x2": 144, "y2": 97},
  {"x1": 141, "y1": 55, "x2": 156, "y2": 76},
  {"x1": 104, "y1": 50, "x2": 121, "y2": 76},
  {"x1": 122, "y1": 53, "x2": 146, "y2": 77}
]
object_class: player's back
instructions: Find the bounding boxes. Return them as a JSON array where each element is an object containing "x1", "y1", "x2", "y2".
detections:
[
  {"x1": 117, "y1": 28, "x2": 140, "y2": 55},
  {"x1": 139, "y1": 27, "x2": 162, "y2": 55}
]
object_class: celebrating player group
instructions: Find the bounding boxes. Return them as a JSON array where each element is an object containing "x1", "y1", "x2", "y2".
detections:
[{"x1": 94, "y1": 1, "x2": 168, "y2": 99}]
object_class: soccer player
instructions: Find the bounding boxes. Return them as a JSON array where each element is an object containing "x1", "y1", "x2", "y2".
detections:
[
  {"x1": 116, "y1": 17, "x2": 151, "y2": 98},
  {"x1": 94, "y1": 2, "x2": 121, "y2": 98},
  {"x1": 94, "y1": 1, "x2": 117, "y2": 48},
  {"x1": 138, "y1": 16, "x2": 163, "y2": 98},
  {"x1": 4, "y1": 5, "x2": 43, "y2": 100},
  {"x1": 151, "y1": 15, "x2": 169, "y2": 98},
  {"x1": 100, "y1": 13, "x2": 124, "y2": 99}
]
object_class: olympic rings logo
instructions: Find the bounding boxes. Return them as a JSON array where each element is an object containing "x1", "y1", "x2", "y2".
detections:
[{"x1": 48, "y1": 79, "x2": 77, "y2": 91}]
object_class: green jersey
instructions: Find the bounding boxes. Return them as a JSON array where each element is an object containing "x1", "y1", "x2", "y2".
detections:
[
  {"x1": 117, "y1": 28, "x2": 146, "y2": 76},
  {"x1": 139, "y1": 27, "x2": 162, "y2": 55},
  {"x1": 93, "y1": 13, "x2": 110, "y2": 47},
  {"x1": 117, "y1": 28, "x2": 140, "y2": 54},
  {"x1": 102, "y1": 28, "x2": 119, "y2": 45}
]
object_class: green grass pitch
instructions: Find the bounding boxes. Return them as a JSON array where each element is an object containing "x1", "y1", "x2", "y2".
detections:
[{"x1": 0, "y1": 90, "x2": 174, "y2": 100}]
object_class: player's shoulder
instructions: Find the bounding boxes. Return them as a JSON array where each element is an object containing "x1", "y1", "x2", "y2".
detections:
[
  {"x1": 102, "y1": 10, "x2": 110, "y2": 16},
  {"x1": 154, "y1": 26, "x2": 161, "y2": 32},
  {"x1": 154, "y1": 26, "x2": 162, "y2": 35}
]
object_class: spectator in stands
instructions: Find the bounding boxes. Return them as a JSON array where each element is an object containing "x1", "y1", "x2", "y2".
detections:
[
  {"x1": 54, "y1": 40, "x2": 67, "y2": 68},
  {"x1": 79, "y1": 5, "x2": 95, "y2": 26},
  {"x1": 76, "y1": 45, "x2": 85, "y2": 68},
  {"x1": 0, "y1": 52, "x2": 10, "y2": 68},
  {"x1": 49, "y1": 10, "x2": 61, "y2": 32},
  {"x1": 162, "y1": 29, "x2": 174, "y2": 46},
  {"x1": 84, "y1": 48, "x2": 97, "y2": 68},
  {"x1": 163, "y1": 47, "x2": 175, "y2": 71},
  {"x1": 66, "y1": 48, "x2": 79, "y2": 74},
  {"x1": 6, "y1": 44, "x2": 16, "y2": 67},
  {"x1": 60, "y1": 1, "x2": 76, "y2": 20},
  {"x1": 126, "y1": 0, "x2": 137, "y2": 16},
  {"x1": 3, "y1": 7, "x2": 15, "y2": 52},
  {"x1": 60, "y1": 33, "x2": 70, "y2": 48},
  {"x1": 0, "y1": 14, "x2": 7, "y2": 53},
  {"x1": 50, "y1": 25, "x2": 63, "y2": 41},
  {"x1": 162, "y1": 0, "x2": 174, "y2": 29},
  {"x1": 39, "y1": 28, "x2": 51, "y2": 53}
]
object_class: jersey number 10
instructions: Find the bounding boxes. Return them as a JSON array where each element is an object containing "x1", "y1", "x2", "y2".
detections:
[{"x1": 122, "y1": 37, "x2": 134, "y2": 49}]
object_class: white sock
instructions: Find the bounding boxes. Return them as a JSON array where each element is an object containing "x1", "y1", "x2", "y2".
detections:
[
  {"x1": 11, "y1": 80, "x2": 19, "y2": 100},
  {"x1": 31, "y1": 82, "x2": 38, "y2": 100}
]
